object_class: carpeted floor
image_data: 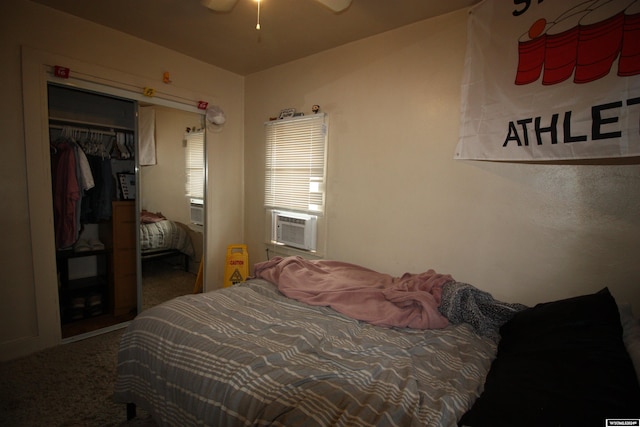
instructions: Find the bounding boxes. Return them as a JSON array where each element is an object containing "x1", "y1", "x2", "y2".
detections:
[
  {"x1": 0, "y1": 260, "x2": 195, "y2": 427},
  {"x1": 141, "y1": 259, "x2": 197, "y2": 311}
]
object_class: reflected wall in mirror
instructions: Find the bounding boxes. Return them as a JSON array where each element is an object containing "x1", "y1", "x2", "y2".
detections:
[{"x1": 138, "y1": 105, "x2": 205, "y2": 311}]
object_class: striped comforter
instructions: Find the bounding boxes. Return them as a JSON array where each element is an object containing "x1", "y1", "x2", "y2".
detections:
[
  {"x1": 114, "y1": 279, "x2": 497, "y2": 427},
  {"x1": 139, "y1": 219, "x2": 194, "y2": 257}
]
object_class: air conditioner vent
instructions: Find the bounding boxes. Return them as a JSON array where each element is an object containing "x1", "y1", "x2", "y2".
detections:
[
  {"x1": 273, "y1": 211, "x2": 317, "y2": 251},
  {"x1": 190, "y1": 198, "x2": 204, "y2": 225}
]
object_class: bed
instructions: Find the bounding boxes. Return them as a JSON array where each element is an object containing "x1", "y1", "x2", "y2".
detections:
[
  {"x1": 139, "y1": 210, "x2": 195, "y2": 271},
  {"x1": 114, "y1": 256, "x2": 640, "y2": 426}
]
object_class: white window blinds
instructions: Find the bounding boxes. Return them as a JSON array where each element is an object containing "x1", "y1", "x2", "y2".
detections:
[
  {"x1": 185, "y1": 131, "x2": 205, "y2": 198},
  {"x1": 265, "y1": 114, "x2": 327, "y2": 214}
]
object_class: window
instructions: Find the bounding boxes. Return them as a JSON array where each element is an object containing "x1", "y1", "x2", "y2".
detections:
[
  {"x1": 264, "y1": 114, "x2": 327, "y2": 214},
  {"x1": 185, "y1": 131, "x2": 205, "y2": 198}
]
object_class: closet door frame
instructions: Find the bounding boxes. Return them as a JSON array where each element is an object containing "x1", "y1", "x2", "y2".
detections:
[{"x1": 19, "y1": 46, "x2": 207, "y2": 356}]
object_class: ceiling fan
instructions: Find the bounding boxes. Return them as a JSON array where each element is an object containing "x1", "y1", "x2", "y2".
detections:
[{"x1": 201, "y1": 0, "x2": 353, "y2": 13}]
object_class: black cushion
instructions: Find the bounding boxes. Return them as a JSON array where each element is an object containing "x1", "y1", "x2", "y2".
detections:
[{"x1": 460, "y1": 288, "x2": 640, "y2": 427}]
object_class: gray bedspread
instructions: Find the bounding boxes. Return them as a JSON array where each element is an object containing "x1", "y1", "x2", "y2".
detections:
[
  {"x1": 139, "y1": 219, "x2": 194, "y2": 257},
  {"x1": 114, "y1": 279, "x2": 497, "y2": 427}
]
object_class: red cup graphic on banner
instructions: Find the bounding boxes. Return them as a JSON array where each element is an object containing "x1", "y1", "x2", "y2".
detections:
[
  {"x1": 619, "y1": 1, "x2": 640, "y2": 76},
  {"x1": 542, "y1": 12, "x2": 587, "y2": 85},
  {"x1": 514, "y1": 0, "x2": 639, "y2": 85},
  {"x1": 515, "y1": 31, "x2": 548, "y2": 85},
  {"x1": 575, "y1": 1, "x2": 626, "y2": 83}
]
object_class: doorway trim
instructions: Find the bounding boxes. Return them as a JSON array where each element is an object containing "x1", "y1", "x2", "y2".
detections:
[{"x1": 20, "y1": 46, "x2": 208, "y2": 357}]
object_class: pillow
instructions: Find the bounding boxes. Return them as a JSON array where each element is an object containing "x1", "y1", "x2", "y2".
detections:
[
  {"x1": 140, "y1": 210, "x2": 166, "y2": 223},
  {"x1": 460, "y1": 288, "x2": 640, "y2": 427},
  {"x1": 619, "y1": 303, "x2": 640, "y2": 385}
]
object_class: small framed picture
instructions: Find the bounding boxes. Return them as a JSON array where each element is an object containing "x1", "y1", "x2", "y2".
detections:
[
  {"x1": 118, "y1": 173, "x2": 136, "y2": 200},
  {"x1": 278, "y1": 108, "x2": 296, "y2": 119}
]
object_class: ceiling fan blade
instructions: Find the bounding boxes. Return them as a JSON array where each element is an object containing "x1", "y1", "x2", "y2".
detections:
[
  {"x1": 201, "y1": 0, "x2": 239, "y2": 12},
  {"x1": 314, "y1": 0, "x2": 353, "y2": 12}
]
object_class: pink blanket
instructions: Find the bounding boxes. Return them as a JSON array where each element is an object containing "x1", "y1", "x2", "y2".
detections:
[{"x1": 253, "y1": 256, "x2": 452, "y2": 329}]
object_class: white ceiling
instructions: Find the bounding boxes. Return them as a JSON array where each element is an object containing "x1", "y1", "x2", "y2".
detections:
[{"x1": 31, "y1": 0, "x2": 480, "y2": 76}]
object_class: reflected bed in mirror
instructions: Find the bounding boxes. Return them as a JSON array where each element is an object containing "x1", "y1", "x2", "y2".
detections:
[
  {"x1": 138, "y1": 104, "x2": 205, "y2": 310},
  {"x1": 139, "y1": 211, "x2": 200, "y2": 310}
]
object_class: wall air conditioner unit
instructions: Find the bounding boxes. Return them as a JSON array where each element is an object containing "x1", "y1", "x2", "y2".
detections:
[
  {"x1": 273, "y1": 211, "x2": 317, "y2": 251},
  {"x1": 190, "y1": 198, "x2": 204, "y2": 225}
]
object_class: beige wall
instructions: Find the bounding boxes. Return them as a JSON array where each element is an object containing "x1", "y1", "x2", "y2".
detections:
[
  {"x1": 0, "y1": 0, "x2": 244, "y2": 360},
  {"x1": 245, "y1": 10, "x2": 640, "y2": 312}
]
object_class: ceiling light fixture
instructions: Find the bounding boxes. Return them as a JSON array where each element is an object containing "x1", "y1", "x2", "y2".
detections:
[
  {"x1": 256, "y1": 0, "x2": 261, "y2": 30},
  {"x1": 202, "y1": 0, "x2": 352, "y2": 14}
]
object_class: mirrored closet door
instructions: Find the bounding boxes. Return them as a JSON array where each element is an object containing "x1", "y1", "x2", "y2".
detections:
[{"x1": 138, "y1": 105, "x2": 205, "y2": 311}]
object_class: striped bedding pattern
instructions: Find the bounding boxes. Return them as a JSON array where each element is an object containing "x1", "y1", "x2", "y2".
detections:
[
  {"x1": 139, "y1": 219, "x2": 194, "y2": 257},
  {"x1": 114, "y1": 279, "x2": 497, "y2": 426}
]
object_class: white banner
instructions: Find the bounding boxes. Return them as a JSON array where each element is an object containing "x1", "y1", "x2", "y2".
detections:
[{"x1": 456, "y1": 0, "x2": 640, "y2": 161}]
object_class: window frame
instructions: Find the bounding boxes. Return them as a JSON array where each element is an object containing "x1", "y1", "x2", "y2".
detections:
[
  {"x1": 264, "y1": 113, "x2": 328, "y2": 215},
  {"x1": 185, "y1": 130, "x2": 205, "y2": 199}
]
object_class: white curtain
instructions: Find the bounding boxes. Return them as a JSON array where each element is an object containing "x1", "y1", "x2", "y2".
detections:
[{"x1": 138, "y1": 106, "x2": 156, "y2": 165}]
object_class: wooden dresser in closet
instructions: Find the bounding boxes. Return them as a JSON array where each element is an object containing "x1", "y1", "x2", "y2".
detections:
[{"x1": 110, "y1": 200, "x2": 137, "y2": 316}]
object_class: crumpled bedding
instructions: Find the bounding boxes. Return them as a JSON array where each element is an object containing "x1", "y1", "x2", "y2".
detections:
[
  {"x1": 254, "y1": 256, "x2": 527, "y2": 337},
  {"x1": 254, "y1": 256, "x2": 453, "y2": 330},
  {"x1": 438, "y1": 281, "x2": 528, "y2": 340}
]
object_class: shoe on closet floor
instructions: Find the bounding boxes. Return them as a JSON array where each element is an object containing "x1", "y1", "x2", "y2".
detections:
[
  {"x1": 74, "y1": 239, "x2": 91, "y2": 252},
  {"x1": 86, "y1": 293, "x2": 103, "y2": 307},
  {"x1": 69, "y1": 308, "x2": 85, "y2": 321},
  {"x1": 88, "y1": 306, "x2": 104, "y2": 317},
  {"x1": 88, "y1": 238, "x2": 105, "y2": 250},
  {"x1": 71, "y1": 296, "x2": 86, "y2": 309}
]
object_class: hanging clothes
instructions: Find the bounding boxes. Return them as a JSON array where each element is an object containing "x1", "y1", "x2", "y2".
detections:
[
  {"x1": 51, "y1": 139, "x2": 82, "y2": 250},
  {"x1": 50, "y1": 124, "x2": 134, "y2": 245},
  {"x1": 80, "y1": 154, "x2": 114, "y2": 223},
  {"x1": 75, "y1": 144, "x2": 95, "y2": 192}
]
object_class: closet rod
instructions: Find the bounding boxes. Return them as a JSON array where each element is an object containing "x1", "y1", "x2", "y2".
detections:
[
  {"x1": 49, "y1": 123, "x2": 116, "y2": 137},
  {"x1": 49, "y1": 116, "x2": 134, "y2": 132}
]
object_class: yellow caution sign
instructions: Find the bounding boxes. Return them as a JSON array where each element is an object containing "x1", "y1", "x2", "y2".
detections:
[
  {"x1": 224, "y1": 244, "x2": 249, "y2": 287},
  {"x1": 193, "y1": 257, "x2": 204, "y2": 294}
]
